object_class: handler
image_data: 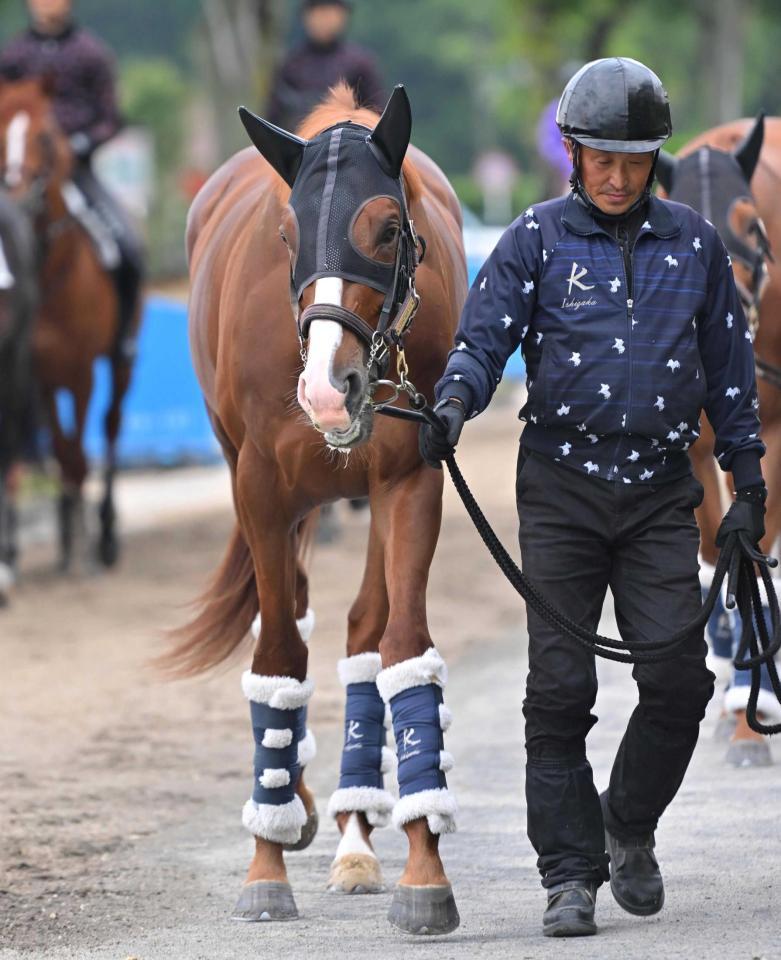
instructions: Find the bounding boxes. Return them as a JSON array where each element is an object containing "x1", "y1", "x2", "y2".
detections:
[{"x1": 420, "y1": 57, "x2": 768, "y2": 938}]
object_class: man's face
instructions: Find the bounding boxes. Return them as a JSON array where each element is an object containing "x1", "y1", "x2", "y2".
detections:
[
  {"x1": 303, "y1": 5, "x2": 349, "y2": 45},
  {"x1": 566, "y1": 141, "x2": 654, "y2": 215},
  {"x1": 27, "y1": 0, "x2": 72, "y2": 32}
]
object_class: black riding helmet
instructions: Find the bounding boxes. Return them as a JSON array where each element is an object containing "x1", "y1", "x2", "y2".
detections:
[{"x1": 557, "y1": 57, "x2": 672, "y2": 215}]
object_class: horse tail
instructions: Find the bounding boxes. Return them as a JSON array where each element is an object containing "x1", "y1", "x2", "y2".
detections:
[{"x1": 156, "y1": 523, "x2": 257, "y2": 678}]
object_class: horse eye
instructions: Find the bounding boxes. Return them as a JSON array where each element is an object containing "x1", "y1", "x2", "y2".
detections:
[{"x1": 379, "y1": 223, "x2": 400, "y2": 245}]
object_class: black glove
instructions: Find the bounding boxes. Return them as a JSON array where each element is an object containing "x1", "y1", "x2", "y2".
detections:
[
  {"x1": 716, "y1": 484, "x2": 767, "y2": 548},
  {"x1": 419, "y1": 398, "x2": 466, "y2": 469}
]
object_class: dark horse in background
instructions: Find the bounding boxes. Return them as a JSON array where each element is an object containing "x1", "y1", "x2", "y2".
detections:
[
  {"x1": 0, "y1": 188, "x2": 36, "y2": 604},
  {"x1": 0, "y1": 78, "x2": 142, "y2": 585},
  {"x1": 657, "y1": 114, "x2": 781, "y2": 764},
  {"x1": 165, "y1": 85, "x2": 467, "y2": 933}
]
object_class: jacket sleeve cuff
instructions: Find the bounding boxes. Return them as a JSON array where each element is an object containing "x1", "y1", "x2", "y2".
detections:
[
  {"x1": 730, "y1": 449, "x2": 765, "y2": 491},
  {"x1": 435, "y1": 380, "x2": 474, "y2": 417}
]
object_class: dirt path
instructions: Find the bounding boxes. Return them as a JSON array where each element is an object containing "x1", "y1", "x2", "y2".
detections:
[
  {"x1": 2, "y1": 397, "x2": 778, "y2": 959},
  {"x1": 0, "y1": 399, "x2": 524, "y2": 957}
]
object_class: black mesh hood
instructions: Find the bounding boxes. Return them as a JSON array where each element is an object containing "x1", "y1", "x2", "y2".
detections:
[
  {"x1": 668, "y1": 147, "x2": 759, "y2": 267},
  {"x1": 289, "y1": 123, "x2": 405, "y2": 297}
]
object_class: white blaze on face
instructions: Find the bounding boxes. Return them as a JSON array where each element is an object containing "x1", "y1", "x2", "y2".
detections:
[
  {"x1": 5, "y1": 112, "x2": 30, "y2": 188},
  {"x1": 297, "y1": 277, "x2": 351, "y2": 432}
]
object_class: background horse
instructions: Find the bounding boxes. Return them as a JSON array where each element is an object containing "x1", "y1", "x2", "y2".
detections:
[
  {"x1": 167, "y1": 84, "x2": 467, "y2": 933},
  {"x1": 0, "y1": 187, "x2": 36, "y2": 603},
  {"x1": 0, "y1": 78, "x2": 141, "y2": 573},
  {"x1": 657, "y1": 115, "x2": 781, "y2": 763}
]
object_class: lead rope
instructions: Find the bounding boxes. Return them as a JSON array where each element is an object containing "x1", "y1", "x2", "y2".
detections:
[{"x1": 373, "y1": 397, "x2": 781, "y2": 735}]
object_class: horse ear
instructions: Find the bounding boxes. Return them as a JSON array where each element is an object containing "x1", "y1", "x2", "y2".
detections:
[
  {"x1": 734, "y1": 111, "x2": 765, "y2": 183},
  {"x1": 655, "y1": 150, "x2": 678, "y2": 193},
  {"x1": 238, "y1": 106, "x2": 307, "y2": 188},
  {"x1": 368, "y1": 84, "x2": 412, "y2": 179}
]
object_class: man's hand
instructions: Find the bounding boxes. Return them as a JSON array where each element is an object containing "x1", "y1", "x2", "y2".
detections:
[
  {"x1": 419, "y1": 398, "x2": 466, "y2": 469},
  {"x1": 716, "y1": 484, "x2": 767, "y2": 548}
]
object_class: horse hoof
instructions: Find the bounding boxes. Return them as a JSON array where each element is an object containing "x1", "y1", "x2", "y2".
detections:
[
  {"x1": 97, "y1": 534, "x2": 120, "y2": 568},
  {"x1": 726, "y1": 739, "x2": 772, "y2": 768},
  {"x1": 327, "y1": 854, "x2": 385, "y2": 894},
  {"x1": 282, "y1": 805, "x2": 318, "y2": 852},
  {"x1": 231, "y1": 881, "x2": 298, "y2": 921},
  {"x1": 713, "y1": 712, "x2": 738, "y2": 742},
  {"x1": 387, "y1": 884, "x2": 460, "y2": 935}
]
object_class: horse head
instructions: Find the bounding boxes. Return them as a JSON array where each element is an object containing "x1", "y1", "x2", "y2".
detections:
[
  {"x1": 0, "y1": 76, "x2": 71, "y2": 209},
  {"x1": 656, "y1": 114, "x2": 772, "y2": 327},
  {"x1": 240, "y1": 85, "x2": 415, "y2": 448}
]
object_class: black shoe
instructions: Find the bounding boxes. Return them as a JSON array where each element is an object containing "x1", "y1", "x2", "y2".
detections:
[
  {"x1": 601, "y1": 793, "x2": 665, "y2": 916},
  {"x1": 542, "y1": 881, "x2": 597, "y2": 938}
]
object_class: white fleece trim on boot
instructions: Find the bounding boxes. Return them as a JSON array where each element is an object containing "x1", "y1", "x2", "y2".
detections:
[
  {"x1": 439, "y1": 704, "x2": 453, "y2": 731},
  {"x1": 381, "y1": 745, "x2": 396, "y2": 774},
  {"x1": 337, "y1": 652, "x2": 383, "y2": 686},
  {"x1": 327, "y1": 786, "x2": 395, "y2": 827},
  {"x1": 241, "y1": 671, "x2": 314, "y2": 710},
  {"x1": 439, "y1": 750, "x2": 455, "y2": 773},
  {"x1": 250, "y1": 608, "x2": 315, "y2": 644},
  {"x1": 259, "y1": 768, "x2": 291, "y2": 789},
  {"x1": 376, "y1": 648, "x2": 448, "y2": 704},
  {"x1": 392, "y1": 787, "x2": 457, "y2": 835},
  {"x1": 708, "y1": 653, "x2": 734, "y2": 690},
  {"x1": 297, "y1": 728, "x2": 317, "y2": 767},
  {"x1": 261, "y1": 727, "x2": 293, "y2": 749},
  {"x1": 242, "y1": 795, "x2": 307, "y2": 845},
  {"x1": 699, "y1": 559, "x2": 717, "y2": 590},
  {"x1": 724, "y1": 683, "x2": 781, "y2": 722}
]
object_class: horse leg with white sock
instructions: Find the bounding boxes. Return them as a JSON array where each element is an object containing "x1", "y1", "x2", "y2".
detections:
[
  {"x1": 231, "y1": 466, "x2": 315, "y2": 922},
  {"x1": 374, "y1": 466, "x2": 460, "y2": 935}
]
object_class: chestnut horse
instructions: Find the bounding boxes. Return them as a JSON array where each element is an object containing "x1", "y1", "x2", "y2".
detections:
[
  {"x1": 168, "y1": 85, "x2": 466, "y2": 932},
  {"x1": 0, "y1": 78, "x2": 140, "y2": 574},
  {"x1": 657, "y1": 115, "x2": 781, "y2": 762}
]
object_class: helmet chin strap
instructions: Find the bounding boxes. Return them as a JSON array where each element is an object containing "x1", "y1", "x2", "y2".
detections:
[{"x1": 569, "y1": 139, "x2": 660, "y2": 221}]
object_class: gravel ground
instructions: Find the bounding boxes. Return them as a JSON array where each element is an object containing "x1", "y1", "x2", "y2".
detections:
[{"x1": 1, "y1": 398, "x2": 778, "y2": 959}]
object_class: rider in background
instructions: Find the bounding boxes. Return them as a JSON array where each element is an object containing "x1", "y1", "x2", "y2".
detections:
[
  {"x1": 267, "y1": 0, "x2": 385, "y2": 131},
  {"x1": 0, "y1": 0, "x2": 144, "y2": 365}
]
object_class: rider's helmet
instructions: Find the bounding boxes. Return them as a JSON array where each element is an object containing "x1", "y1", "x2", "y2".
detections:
[{"x1": 557, "y1": 57, "x2": 672, "y2": 212}]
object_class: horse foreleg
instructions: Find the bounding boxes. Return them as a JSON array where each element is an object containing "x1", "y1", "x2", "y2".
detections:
[
  {"x1": 232, "y1": 448, "x2": 310, "y2": 923},
  {"x1": 97, "y1": 357, "x2": 132, "y2": 567},
  {"x1": 327, "y1": 513, "x2": 393, "y2": 894},
  {"x1": 249, "y1": 513, "x2": 319, "y2": 854},
  {"x1": 0, "y1": 465, "x2": 19, "y2": 604},
  {"x1": 374, "y1": 465, "x2": 460, "y2": 936},
  {"x1": 43, "y1": 381, "x2": 91, "y2": 572}
]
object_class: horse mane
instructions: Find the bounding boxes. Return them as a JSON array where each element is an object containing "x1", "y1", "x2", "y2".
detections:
[{"x1": 272, "y1": 82, "x2": 423, "y2": 204}]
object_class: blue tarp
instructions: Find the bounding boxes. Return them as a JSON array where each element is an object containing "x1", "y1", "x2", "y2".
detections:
[{"x1": 71, "y1": 241, "x2": 525, "y2": 466}]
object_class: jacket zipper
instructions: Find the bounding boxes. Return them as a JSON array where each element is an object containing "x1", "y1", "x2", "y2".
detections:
[{"x1": 618, "y1": 227, "x2": 636, "y2": 437}]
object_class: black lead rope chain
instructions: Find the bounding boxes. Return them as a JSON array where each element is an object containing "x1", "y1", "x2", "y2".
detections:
[{"x1": 374, "y1": 397, "x2": 781, "y2": 735}]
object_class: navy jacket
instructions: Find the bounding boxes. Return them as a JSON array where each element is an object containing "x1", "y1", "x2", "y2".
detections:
[{"x1": 437, "y1": 193, "x2": 764, "y2": 486}]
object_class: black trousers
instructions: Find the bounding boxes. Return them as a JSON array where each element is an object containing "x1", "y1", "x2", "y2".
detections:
[{"x1": 516, "y1": 449, "x2": 715, "y2": 889}]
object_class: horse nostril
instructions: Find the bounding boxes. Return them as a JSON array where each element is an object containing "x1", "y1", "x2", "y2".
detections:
[{"x1": 343, "y1": 371, "x2": 364, "y2": 414}]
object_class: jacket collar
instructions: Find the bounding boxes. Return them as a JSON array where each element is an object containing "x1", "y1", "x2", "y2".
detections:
[{"x1": 561, "y1": 192, "x2": 680, "y2": 240}]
